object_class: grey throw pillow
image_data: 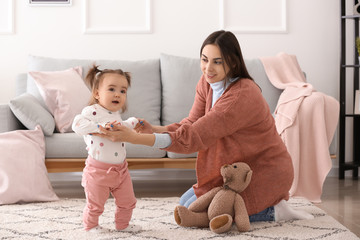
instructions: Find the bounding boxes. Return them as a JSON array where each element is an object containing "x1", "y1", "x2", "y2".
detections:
[{"x1": 9, "y1": 93, "x2": 55, "y2": 136}]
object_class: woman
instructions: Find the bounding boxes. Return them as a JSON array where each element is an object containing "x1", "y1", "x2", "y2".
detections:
[{"x1": 95, "y1": 30, "x2": 313, "y2": 222}]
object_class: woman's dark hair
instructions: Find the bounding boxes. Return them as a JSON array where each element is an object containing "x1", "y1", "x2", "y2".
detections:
[
  {"x1": 85, "y1": 64, "x2": 131, "y2": 112},
  {"x1": 200, "y1": 30, "x2": 253, "y2": 81}
]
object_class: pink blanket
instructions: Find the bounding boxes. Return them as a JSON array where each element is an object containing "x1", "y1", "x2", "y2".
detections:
[{"x1": 260, "y1": 53, "x2": 339, "y2": 203}]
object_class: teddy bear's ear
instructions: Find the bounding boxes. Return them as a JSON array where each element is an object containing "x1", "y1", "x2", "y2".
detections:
[{"x1": 244, "y1": 170, "x2": 252, "y2": 186}]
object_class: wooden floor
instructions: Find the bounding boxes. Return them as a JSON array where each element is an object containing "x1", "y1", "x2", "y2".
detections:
[{"x1": 52, "y1": 176, "x2": 360, "y2": 237}]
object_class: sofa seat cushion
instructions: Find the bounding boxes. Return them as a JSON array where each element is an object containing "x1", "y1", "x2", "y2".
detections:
[{"x1": 45, "y1": 133, "x2": 166, "y2": 159}]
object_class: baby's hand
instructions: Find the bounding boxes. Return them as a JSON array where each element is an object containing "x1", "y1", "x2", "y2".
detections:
[
  {"x1": 134, "y1": 118, "x2": 153, "y2": 133},
  {"x1": 110, "y1": 121, "x2": 122, "y2": 131},
  {"x1": 104, "y1": 121, "x2": 122, "y2": 130},
  {"x1": 104, "y1": 122, "x2": 113, "y2": 130},
  {"x1": 134, "y1": 120, "x2": 144, "y2": 129}
]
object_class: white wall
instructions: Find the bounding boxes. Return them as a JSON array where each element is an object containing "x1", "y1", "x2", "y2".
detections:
[
  {"x1": 0, "y1": 0, "x2": 343, "y2": 173},
  {"x1": 0, "y1": 0, "x2": 340, "y2": 103}
]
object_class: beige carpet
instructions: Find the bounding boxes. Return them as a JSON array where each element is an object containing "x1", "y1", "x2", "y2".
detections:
[{"x1": 0, "y1": 197, "x2": 358, "y2": 240}]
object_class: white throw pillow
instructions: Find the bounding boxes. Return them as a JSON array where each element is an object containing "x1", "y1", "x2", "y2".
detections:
[
  {"x1": 0, "y1": 126, "x2": 59, "y2": 205},
  {"x1": 29, "y1": 67, "x2": 91, "y2": 133}
]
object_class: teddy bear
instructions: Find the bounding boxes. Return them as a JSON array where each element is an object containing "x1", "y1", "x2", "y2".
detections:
[{"x1": 174, "y1": 162, "x2": 252, "y2": 234}]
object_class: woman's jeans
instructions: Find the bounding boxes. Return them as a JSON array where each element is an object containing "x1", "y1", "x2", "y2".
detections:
[{"x1": 179, "y1": 187, "x2": 275, "y2": 222}]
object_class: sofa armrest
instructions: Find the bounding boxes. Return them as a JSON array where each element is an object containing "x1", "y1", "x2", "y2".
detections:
[{"x1": 0, "y1": 104, "x2": 23, "y2": 133}]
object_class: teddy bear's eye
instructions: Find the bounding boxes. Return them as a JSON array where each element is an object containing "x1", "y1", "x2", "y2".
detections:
[{"x1": 233, "y1": 165, "x2": 237, "y2": 168}]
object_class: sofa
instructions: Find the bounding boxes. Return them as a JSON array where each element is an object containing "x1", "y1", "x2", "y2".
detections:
[{"x1": 0, "y1": 54, "x2": 336, "y2": 173}]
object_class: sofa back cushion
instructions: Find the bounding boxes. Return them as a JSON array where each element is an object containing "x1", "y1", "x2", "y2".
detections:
[
  {"x1": 245, "y1": 58, "x2": 282, "y2": 114},
  {"x1": 27, "y1": 55, "x2": 162, "y2": 128},
  {"x1": 160, "y1": 54, "x2": 281, "y2": 126},
  {"x1": 160, "y1": 54, "x2": 202, "y2": 158},
  {"x1": 160, "y1": 54, "x2": 202, "y2": 126}
]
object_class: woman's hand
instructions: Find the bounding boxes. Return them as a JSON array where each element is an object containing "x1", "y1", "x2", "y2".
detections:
[
  {"x1": 93, "y1": 124, "x2": 156, "y2": 146},
  {"x1": 94, "y1": 125, "x2": 137, "y2": 143}
]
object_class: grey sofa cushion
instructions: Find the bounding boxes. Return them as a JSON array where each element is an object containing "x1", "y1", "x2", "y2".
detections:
[
  {"x1": 160, "y1": 53, "x2": 202, "y2": 126},
  {"x1": 245, "y1": 58, "x2": 282, "y2": 114},
  {"x1": 9, "y1": 93, "x2": 55, "y2": 136},
  {"x1": 160, "y1": 54, "x2": 283, "y2": 159},
  {"x1": 27, "y1": 55, "x2": 165, "y2": 159},
  {"x1": 27, "y1": 55, "x2": 162, "y2": 126},
  {"x1": 160, "y1": 53, "x2": 202, "y2": 159}
]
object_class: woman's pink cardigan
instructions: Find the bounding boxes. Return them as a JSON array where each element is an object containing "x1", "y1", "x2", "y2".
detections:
[{"x1": 164, "y1": 76, "x2": 293, "y2": 215}]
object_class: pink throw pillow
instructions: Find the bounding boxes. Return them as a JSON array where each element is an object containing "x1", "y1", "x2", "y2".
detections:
[
  {"x1": 29, "y1": 67, "x2": 90, "y2": 133},
  {"x1": 0, "y1": 126, "x2": 59, "y2": 205}
]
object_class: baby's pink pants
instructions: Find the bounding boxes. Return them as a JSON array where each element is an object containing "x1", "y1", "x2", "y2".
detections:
[{"x1": 82, "y1": 156, "x2": 136, "y2": 231}]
